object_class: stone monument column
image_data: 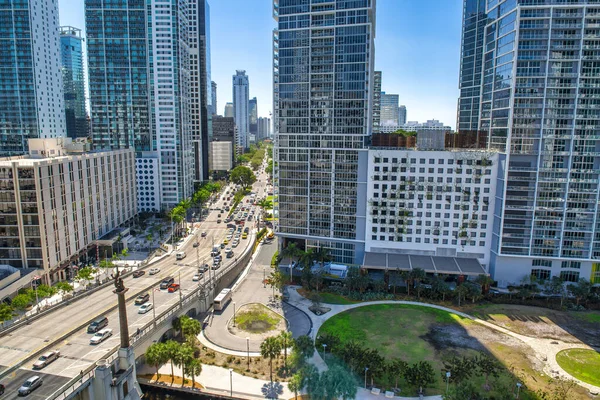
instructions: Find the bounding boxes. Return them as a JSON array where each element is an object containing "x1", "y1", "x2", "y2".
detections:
[{"x1": 112, "y1": 267, "x2": 130, "y2": 349}]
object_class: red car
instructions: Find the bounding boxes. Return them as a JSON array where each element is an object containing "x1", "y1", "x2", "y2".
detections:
[{"x1": 168, "y1": 283, "x2": 180, "y2": 293}]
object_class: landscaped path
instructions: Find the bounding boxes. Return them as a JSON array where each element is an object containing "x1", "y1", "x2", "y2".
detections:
[{"x1": 285, "y1": 286, "x2": 600, "y2": 395}]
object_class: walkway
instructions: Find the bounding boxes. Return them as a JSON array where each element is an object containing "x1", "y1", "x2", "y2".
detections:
[{"x1": 285, "y1": 286, "x2": 600, "y2": 394}]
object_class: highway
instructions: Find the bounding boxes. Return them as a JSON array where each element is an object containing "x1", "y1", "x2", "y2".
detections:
[{"x1": 0, "y1": 160, "x2": 272, "y2": 399}]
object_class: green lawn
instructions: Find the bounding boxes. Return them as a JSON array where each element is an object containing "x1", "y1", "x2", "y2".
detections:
[
  {"x1": 556, "y1": 349, "x2": 600, "y2": 387},
  {"x1": 318, "y1": 292, "x2": 357, "y2": 305}
]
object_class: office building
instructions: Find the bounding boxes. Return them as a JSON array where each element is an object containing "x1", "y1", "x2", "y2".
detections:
[
  {"x1": 273, "y1": 0, "x2": 376, "y2": 264},
  {"x1": 233, "y1": 70, "x2": 250, "y2": 149},
  {"x1": 224, "y1": 102, "x2": 234, "y2": 118},
  {"x1": 209, "y1": 142, "x2": 233, "y2": 172},
  {"x1": 85, "y1": 0, "x2": 196, "y2": 208},
  {"x1": 211, "y1": 81, "x2": 218, "y2": 115},
  {"x1": 258, "y1": 117, "x2": 271, "y2": 141},
  {"x1": 372, "y1": 71, "x2": 382, "y2": 134},
  {"x1": 190, "y1": 0, "x2": 212, "y2": 182},
  {"x1": 379, "y1": 120, "x2": 452, "y2": 134},
  {"x1": 398, "y1": 105, "x2": 407, "y2": 126},
  {"x1": 249, "y1": 97, "x2": 258, "y2": 143},
  {"x1": 60, "y1": 27, "x2": 88, "y2": 140},
  {"x1": 380, "y1": 92, "x2": 400, "y2": 126},
  {"x1": 457, "y1": 0, "x2": 600, "y2": 285},
  {"x1": 0, "y1": 139, "x2": 136, "y2": 282},
  {"x1": 212, "y1": 115, "x2": 236, "y2": 171},
  {"x1": 0, "y1": 0, "x2": 66, "y2": 155}
]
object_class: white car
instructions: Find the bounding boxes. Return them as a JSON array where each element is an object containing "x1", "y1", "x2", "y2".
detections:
[
  {"x1": 90, "y1": 328, "x2": 113, "y2": 345},
  {"x1": 232, "y1": 240, "x2": 239, "y2": 248},
  {"x1": 32, "y1": 350, "x2": 60, "y2": 369},
  {"x1": 138, "y1": 303, "x2": 153, "y2": 314},
  {"x1": 149, "y1": 268, "x2": 160, "y2": 275},
  {"x1": 192, "y1": 274, "x2": 202, "y2": 281}
]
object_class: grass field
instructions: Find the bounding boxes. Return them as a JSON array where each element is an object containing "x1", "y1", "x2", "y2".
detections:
[
  {"x1": 317, "y1": 292, "x2": 357, "y2": 305},
  {"x1": 556, "y1": 349, "x2": 600, "y2": 387}
]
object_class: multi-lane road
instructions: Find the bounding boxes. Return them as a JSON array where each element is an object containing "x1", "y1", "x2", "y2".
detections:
[{"x1": 0, "y1": 161, "x2": 272, "y2": 399}]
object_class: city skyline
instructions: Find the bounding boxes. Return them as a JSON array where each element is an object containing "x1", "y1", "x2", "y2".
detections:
[{"x1": 57, "y1": 0, "x2": 462, "y2": 130}]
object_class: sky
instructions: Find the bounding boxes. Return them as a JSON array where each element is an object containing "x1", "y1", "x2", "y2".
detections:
[{"x1": 58, "y1": 0, "x2": 463, "y2": 129}]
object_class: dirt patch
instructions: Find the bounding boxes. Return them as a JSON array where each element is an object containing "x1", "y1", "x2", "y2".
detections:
[
  {"x1": 198, "y1": 346, "x2": 290, "y2": 382},
  {"x1": 139, "y1": 373, "x2": 204, "y2": 389},
  {"x1": 421, "y1": 323, "x2": 487, "y2": 353},
  {"x1": 228, "y1": 303, "x2": 287, "y2": 341}
]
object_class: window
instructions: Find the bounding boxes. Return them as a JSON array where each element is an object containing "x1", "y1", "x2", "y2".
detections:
[
  {"x1": 532, "y1": 259, "x2": 552, "y2": 268},
  {"x1": 560, "y1": 270, "x2": 579, "y2": 282},
  {"x1": 561, "y1": 261, "x2": 581, "y2": 269},
  {"x1": 531, "y1": 269, "x2": 551, "y2": 281}
]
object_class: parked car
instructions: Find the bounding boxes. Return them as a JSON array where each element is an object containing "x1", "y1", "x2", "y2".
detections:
[
  {"x1": 168, "y1": 283, "x2": 180, "y2": 293},
  {"x1": 149, "y1": 267, "x2": 160, "y2": 275},
  {"x1": 133, "y1": 270, "x2": 145, "y2": 278},
  {"x1": 32, "y1": 350, "x2": 60, "y2": 369},
  {"x1": 135, "y1": 293, "x2": 150, "y2": 305},
  {"x1": 18, "y1": 376, "x2": 43, "y2": 396},
  {"x1": 90, "y1": 328, "x2": 113, "y2": 345},
  {"x1": 138, "y1": 303, "x2": 153, "y2": 314}
]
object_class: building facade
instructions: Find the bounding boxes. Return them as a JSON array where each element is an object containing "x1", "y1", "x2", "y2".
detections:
[
  {"x1": 458, "y1": 0, "x2": 600, "y2": 286},
  {"x1": 0, "y1": 139, "x2": 136, "y2": 282},
  {"x1": 211, "y1": 81, "x2": 218, "y2": 115},
  {"x1": 224, "y1": 102, "x2": 234, "y2": 118},
  {"x1": 258, "y1": 117, "x2": 271, "y2": 140},
  {"x1": 372, "y1": 71, "x2": 382, "y2": 134},
  {"x1": 233, "y1": 70, "x2": 250, "y2": 149},
  {"x1": 60, "y1": 27, "x2": 89, "y2": 140},
  {"x1": 273, "y1": 0, "x2": 376, "y2": 264},
  {"x1": 0, "y1": 0, "x2": 66, "y2": 155},
  {"x1": 209, "y1": 142, "x2": 233, "y2": 171},
  {"x1": 398, "y1": 105, "x2": 407, "y2": 126},
  {"x1": 380, "y1": 92, "x2": 400, "y2": 126},
  {"x1": 249, "y1": 97, "x2": 258, "y2": 143}
]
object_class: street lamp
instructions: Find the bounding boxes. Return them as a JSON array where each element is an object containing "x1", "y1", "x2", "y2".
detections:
[
  {"x1": 364, "y1": 367, "x2": 369, "y2": 389},
  {"x1": 445, "y1": 371, "x2": 451, "y2": 393},
  {"x1": 263, "y1": 267, "x2": 266, "y2": 288},
  {"x1": 246, "y1": 337, "x2": 250, "y2": 371},
  {"x1": 229, "y1": 368, "x2": 233, "y2": 397},
  {"x1": 322, "y1": 343, "x2": 327, "y2": 359},
  {"x1": 516, "y1": 382, "x2": 522, "y2": 399},
  {"x1": 233, "y1": 302, "x2": 237, "y2": 327}
]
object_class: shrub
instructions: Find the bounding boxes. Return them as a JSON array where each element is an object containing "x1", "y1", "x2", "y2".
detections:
[{"x1": 226, "y1": 355, "x2": 235, "y2": 363}]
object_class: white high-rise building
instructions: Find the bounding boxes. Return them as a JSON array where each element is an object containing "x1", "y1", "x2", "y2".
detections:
[
  {"x1": 224, "y1": 102, "x2": 234, "y2": 118},
  {"x1": 233, "y1": 70, "x2": 249, "y2": 149},
  {"x1": 0, "y1": 0, "x2": 66, "y2": 155},
  {"x1": 380, "y1": 92, "x2": 400, "y2": 126}
]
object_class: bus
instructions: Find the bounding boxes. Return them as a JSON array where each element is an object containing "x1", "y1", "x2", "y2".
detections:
[
  {"x1": 213, "y1": 288, "x2": 232, "y2": 311},
  {"x1": 176, "y1": 251, "x2": 186, "y2": 260}
]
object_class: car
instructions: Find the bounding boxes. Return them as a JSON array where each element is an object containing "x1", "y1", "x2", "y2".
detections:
[
  {"x1": 192, "y1": 274, "x2": 202, "y2": 281},
  {"x1": 220, "y1": 242, "x2": 226, "y2": 249},
  {"x1": 0, "y1": 383, "x2": 4, "y2": 395},
  {"x1": 32, "y1": 350, "x2": 60, "y2": 369},
  {"x1": 217, "y1": 214, "x2": 222, "y2": 218},
  {"x1": 18, "y1": 376, "x2": 43, "y2": 396},
  {"x1": 199, "y1": 264, "x2": 209, "y2": 272},
  {"x1": 223, "y1": 238, "x2": 229, "y2": 245},
  {"x1": 226, "y1": 251, "x2": 234, "y2": 259},
  {"x1": 242, "y1": 232, "x2": 248, "y2": 239},
  {"x1": 149, "y1": 267, "x2": 160, "y2": 275},
  {"x1": 201, "y1": 231, "x2": 208, "y2": 237},
  {"x1": 90, "y1": 328, "x2": 113, "y2": 345},
  {"x1": 226, "y1": 234, "x2": 233, "y2": 240},
  {"x1": 247, "y1": 216, "x2": 252, "y2": 221},
  {"x1": 193, "y1": 242, "x2": 199, "y2": 248},
  {"x1": 133, "y1": 270, "x2": 145, "y2": 278},
  {"x1": 87, "y1": 316, "x2": 109, "y2": 333},
  {"x1": 168, "y1": 283, "x2": 180, "y2": 293},
  {"x1": 217, "y1": 219, "x2": 222, "y2": 223},
  {"x1": 138, "y1": 303, "x2": 153, "y2": 314},
  {"x1": 135, "y1": 293, "x2": 150, "y2": 305},
  {"x1": 160, "y1": 276, "x2": 175, "y2": 289},
  {"x1": 232, "y1": 241, "x2": 239, "y2": 248}
]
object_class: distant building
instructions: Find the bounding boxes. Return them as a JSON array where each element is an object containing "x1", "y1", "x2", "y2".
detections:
[
  {"x1": 60, "y1": 26, "x2": 88, "y2": 139},
  {"x1": 249, "y1": 97, "x2": 258, "y2": 143},
  {"x1": 211, "y1": 116, "x2": 236, "y2": 170},
  {"x1": 0, "y1": 139, "x2": 136, "y2": 282},
  {"x1": 258, "y1": 117, "x2": 271, "y2": 140},
  {"x1": 224, "y1": 102, "x2": 234, "y2": 118},
  {"x1": 209, "y1": 142, "x2": 233, "y2": 172},
  {"x1": 233, "y1": 71, "x2": 250, "y2": 149},
  {"x1": 398, "y1": 105, "x2": 407, "y2": 126},
  {"x1": 211, "y1": 81, "x2": 218, "y2": 115},
  {"x1": 0, "y1": 0, "x2": 66, "y2": 155},
  {"x1": 380, "y1": 92, "x2": 400, "y2": 126},
  {"x1": 380, "y1": 120, "x2": 451, "y2": 134},
  {"x1": 372, "y1": 72, "x2": 382, "y2": 134}
]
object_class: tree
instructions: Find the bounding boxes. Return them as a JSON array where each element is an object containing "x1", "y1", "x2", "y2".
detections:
[
  {"x1": 443, "y1": 380, "x2": 480, "y2": 400},
  {"x1": 475, "y1": 274, "x2": 494, "y2": 295},
  {"x1": 257, "y1": 198, "x2": 273, "y2": 220},
  {"x1": 313, "y1": 246, "x2": 332, "y2": 269},
  {"x1": 404, "y1": 361, "x2": 435, "y2": 395},
  {"x1": 346, "y1": 266, "x2": 369, "y2": 294},
  {"x1": 365, "y1": 348, "x2": 386, "y2": 387},
  {"x1": 318, "y1": 363, "x2": 358, "y2": 400},
  {"x1": 288, "y1": 373, "x2": 303, "y2": 400},
  {"x1": 544, "y1": 276, "x2": 566, "y2": 306},
  {"x1": 230, "y1": 165, "x2": 257, "y2": 189},
  {"x1": 442, "y1": 355, "x2": 475, "y2": 385},
  {"x1": 464, "y1": 282, "x2": 483, "y2": 303},
  {"x1": 388, "y1": 358, "x2": 408, "y2": 390},
  {"x1": 75, "y1": 266, "x2": 94, "y2": 289},
  {"x1": 55, "y1": 281, "x2": 74, "y2": 297},
  {"x1": 412, "y1": 268, "x2": 427, "y2": 299},
  {"x1": 0, "y1": 303, "x2": 15, "y2": 326},
  {"x1": 476, "y1": 354, "x2": 501, "y2": 390},
  {"x1": 180, "y1": 315, "x2": 202, "y2": 345},
  {"x1": 186, "y1": 358, "x2": 202, "y2": 389},
  {"x1": 164, "y1": 340, "x2": 180, "y2": 381},
  {"x1": 145, "y1": 342, "x2": 168, "y2": 379},
  {"x1": 431, "y1": 276, "x2": 451, "y2": 302},
  {"x1": 293, "y1": 335, "x2": 314, "y2": 360},
  {"x1": 455, "y1": 284, "x2": 469, "y2": 307},
  {"x1": 401, "y1": 270, "x2": 415, "y2": 296},
  {"x1": 11, "y1": 293, "x2": 32, "y2": 311},
  {"x1": 35, "y1": 284, "x2": 57, "y2": 299},
  {"x1": 266, "y1": 269, "x2": 286, "y2": 298},
  {"x1": 278, "y1": 330, "x2": 294, "y2": 371},
  {"x1": 338, "y1": 341, "x2": 364, "y2": 373},
  {"x1": 260, "y1": 336, "x2": 282, "y2": 382},
  {"x1": 281, "y1": 242, "x2": 303, "y2": 284},
  {"x1": 175, "y1": 343, "x2": 195, "y2": 386},
  {"x1": 567, "y1": 278, "x2": 592, "y2": 306},
  {"x1": 311, "y1": 270, "x2": 324, "y2": 293}
]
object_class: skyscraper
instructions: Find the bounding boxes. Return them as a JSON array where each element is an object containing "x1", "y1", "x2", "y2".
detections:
[
  {"x1": 372, "y1": 71, "x2": 382, "y2": 134},
  {"x1": 398, "y1": 105, "x2": 407, "y2": 126},
  {"x1": 211, "y1": 81, "x2": 218, "y2": 115},
  {"x1": 0, "y1": 0, "x2": 66, "y2": 155},
  {"x1": 190, "y1": 0, "x2": 212, "y2": 182},
  {"x1": 380, "y1": 92, "x2": 400, "y2": 126},
  {"x1": 458, "y1": 0, "x2": 600, "y2": 285},
  {"x1": 224, "y1": 102, "x2": 234, "y2": 118},
  {"x1": 86, "y1": 0, "x2": 195, "y2": 207},
  {"x1": 233, "y1": 70, "x2": 249, "y2": 149},
  {"x1": 273, "y1": 0, "x2": 376, "y2": 264},
  {"x1": 60, "y1": 26, "x2": 88, "y2": 139},
  {"x1": 258, "y1": 117, "x2": 271, "y2": 140},
  {"x1": 249, "y1": 97, "x2": 258, "y2": 142},
  {"x1": 456, "y1": 0, "x2": 487, "y2": 132}
]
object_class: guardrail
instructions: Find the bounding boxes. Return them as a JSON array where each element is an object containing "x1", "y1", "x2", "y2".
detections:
[{"x1": 45, "y1": 233, "x2": 257, "y2": 400}]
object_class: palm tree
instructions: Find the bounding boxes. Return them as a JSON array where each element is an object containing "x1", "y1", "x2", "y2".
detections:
[
  {"x1": 260, "y1": 336, "x2": 282, "y2": 382},
  {"x1": 257, "y1": 198, "x2": 273, "y2": 220},
  {"x1": 145, "y1": 343, "x2": 168, "y2": 380},
  {"x1": 164, "y1": 340, "x2": 180, "y2": 381},
  {"x1": 388, "y1": 358, "x2": 408, "y2": 390},
  {"x1": 412, "y1": 268, "x2": 426, "y2": 299},
  {"x1": 313, "y1": 246, "x2": 332, "y2": 269},
  {"x1": 400, "y1": 270, "x2": 414, "y2": 296},
  {"x1": 278, "y1": 331, "x2": 294, "y2": 372},
  {"x1": 475, "y1": 274, "x2": 494, "y2": 295},
  {"x1": 288, "y1": 373, "x2": 303, "y2": 400},
  {"x1": 176, "y1": 344, "x2": 195, "y2": 386},
  {"x1": 180, "y1": 316, "x2": 201, "y2": 345},
  {"x1": 281, "y1": 242, "x2": 304, "y2": 283},
  {"x1": 186, "y1": 358, "x2": 202, "y2": 389}
]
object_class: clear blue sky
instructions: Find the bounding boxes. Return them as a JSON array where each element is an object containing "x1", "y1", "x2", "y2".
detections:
[{"x1": 59, "y1": 0, "x2": 462, "y2": 129}]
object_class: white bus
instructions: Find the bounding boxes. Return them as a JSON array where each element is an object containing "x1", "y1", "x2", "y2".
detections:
[
  {"x1": 213, "y1": 288, "x2": 232, "y2": 311},
  {"x1": 176, "y1": 251, "x2": 186, "y2": 260}
]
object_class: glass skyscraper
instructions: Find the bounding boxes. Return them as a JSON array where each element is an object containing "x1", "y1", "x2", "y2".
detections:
[
  {"x1": 233, "y1": 70, "x2": 249, "y2": 149},
  {"x1": 273, "y1": 0, "x2": 376, "y2": 264},
  {"x1": 60, "y1": 26, "x2": 88, "y2": 139},
  {"x1": 458, "y1": 0, "x2": 600, "y2": 284},
  {"x1": 0, "y1": 0, "x2": 66, "y2": 155}
]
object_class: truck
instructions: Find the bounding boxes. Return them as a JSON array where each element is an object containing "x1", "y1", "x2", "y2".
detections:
[{"x1": 176, "y1": 251, "x2": 186, "y2": 260}]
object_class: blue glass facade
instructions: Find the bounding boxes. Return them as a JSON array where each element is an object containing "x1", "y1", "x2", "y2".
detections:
[{"x1": 60, "y1": 27, "x2": 88, "y2": 139}]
